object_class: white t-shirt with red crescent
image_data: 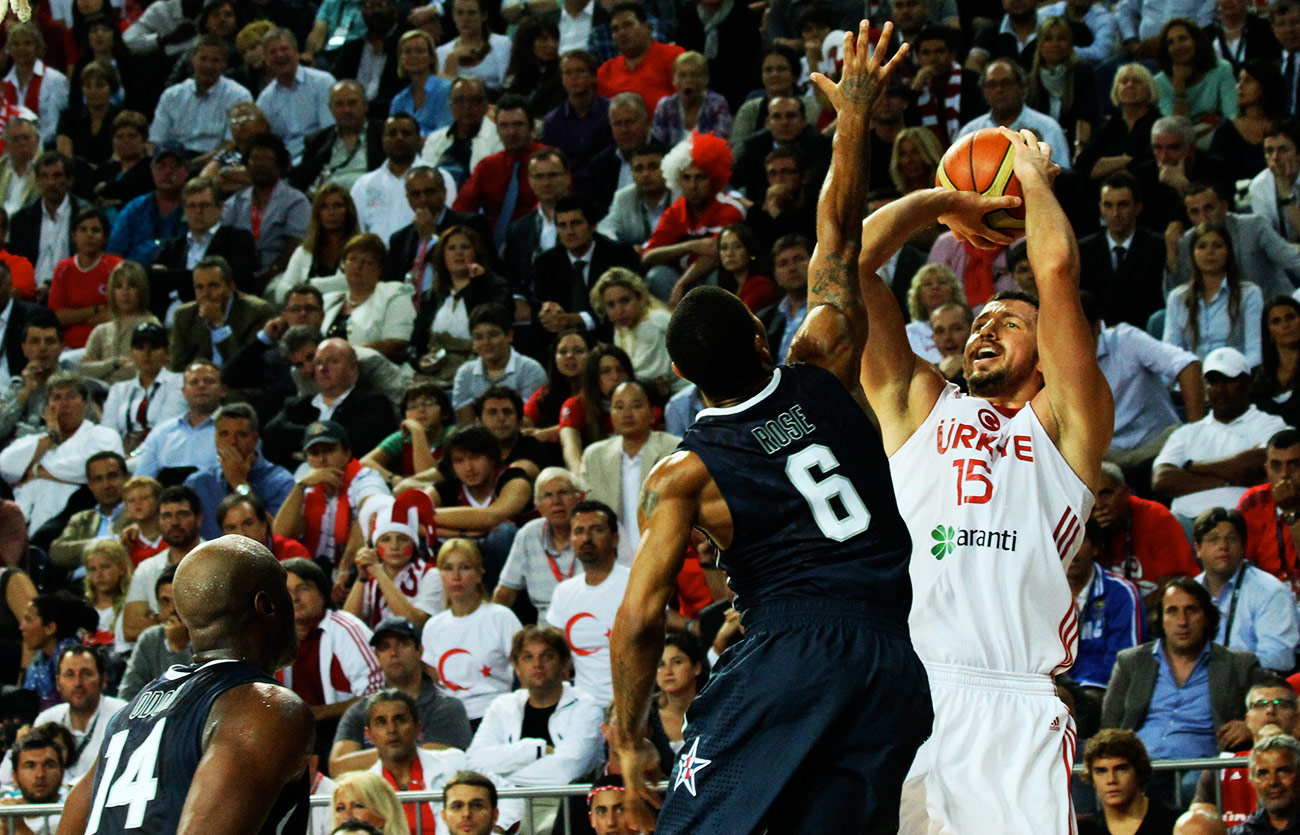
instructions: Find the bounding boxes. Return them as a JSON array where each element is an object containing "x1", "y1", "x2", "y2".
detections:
[
  {"x1": 419, "y1": 602, "x2": 521, "y2": 720},
  {"x1": 545, "y1": 564, "x2": 631, "y2": 703}
]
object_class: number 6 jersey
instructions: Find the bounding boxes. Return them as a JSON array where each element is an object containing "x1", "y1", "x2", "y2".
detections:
[
  {"x1": 890, "y1": 383, "x2": 1094, "y2": 675},
  {"x1": 83, "y1": 659, "x2": 309, "y2": 835},
  {"x1": 679, "y1": 364, "x2": 913, "y2": 619}
]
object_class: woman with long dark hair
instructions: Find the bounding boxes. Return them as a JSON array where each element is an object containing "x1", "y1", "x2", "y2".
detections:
[
  {"x1": 1210, "y1": 58, "x2": 1284, "y2": 183},
  {"x1": 1154, "y1": 17, "x2": 1238, "y2": 136},
  {"x1": 558, "y1": 344, "x2": 635, "y2": 474},
  {"x1": 647, "y1": 631, "x2": 710, "y2": 776},
  {"x1": 1163, "y1": 221, "x2": 1263, "y2": 364},
  {"x1": 20, "y1": 592, "x2": 98, "y2": 708},
  {"x1": 1254, "y1": 295, "x2": 1300, "y2": 426},
  {"x1": 270, "y1": 183, "x2": 360, "y2": 301},
  {"x1": 523, "y1": 330, "x2": 590, "y2": 444},
  {"x1": 505, "y1": 18, "x2": 563, "y2": 115}
]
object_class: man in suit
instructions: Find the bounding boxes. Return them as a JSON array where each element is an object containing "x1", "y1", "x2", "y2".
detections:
[
  {"x1": 9, "y1": 151, "x2": 90, "y2": 291},
  {"x1": 1133, "y1": 116, "x2": 1230, "y2": 233},
  {"x1": 596, "y1": 141, "x2": 671, "y2": 247},
  {"x1": 758, "y1": 233, "x2": 811, "y2": 362},
  {"x1": 49, "y1": 451, "x2": 130, "y2": 570},
  {"x1": 1101, "y1": 576, "x2": 1266, "y2": 800},
  {"x1": 586, "y1": 92, "x2": 652, "y2": 212},
  {"x1": 533, "y1": 195, "x2": 639, "y2": 343},
  {"x1": 503, "y1": 148, "x2": 572, "y2": 298},
  {"x1": 150, "y1": 177, "x2": 258, "y2": 319},
  {"x1": 290, "y1": 80, "x2": 387, "y2": 194},
  {"x1": 168, "y1": 255, "x2": 276, "y2": 372},
  {"x1": 384, "y1": 165, "x2": 492, "y2": 288},
  {"x1": 731, "y1": 96, "x2": 832, "y2": 204},
  {"x1": 0, "y1": 259, "x2": 39, "y2": 380},
  {"x1": 0, "y1": 118, "x2": 38, "y2": 220},
  {"x1": 263, "y1": 337, "x2": 397, "y2": 470},
  {"x1": 316, "y1": 0, "x2": 403, "y2": 120},
  {"x1": 1167, "y1": 181, "x2": 1300, "y2": 301},
  {"x1": 1078, "y1": 172, "x2": 1166, "y2": 330}
]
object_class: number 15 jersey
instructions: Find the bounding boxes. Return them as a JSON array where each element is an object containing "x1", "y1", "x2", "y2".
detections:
[
  {"x1": 84, "y1": 659, "x2": 309, "y2": 835},
  {"x1": 679, "y1": 364, "x2": 913, "y2": 620},
  {"x1": 890, "y1": 384, "x2": 1093, "y2": 676}
]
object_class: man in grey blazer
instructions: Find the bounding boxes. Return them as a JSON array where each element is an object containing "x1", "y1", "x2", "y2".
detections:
[
  {"x1": 1101, "y1": 575, "x2": 1268, "y2": 801},
  {"x1": 595, "y1": 142, "x2": 672, "y2": 247},
  {"x1": 1166, "y1": 182, "x2": 1300, "y2": 301}
]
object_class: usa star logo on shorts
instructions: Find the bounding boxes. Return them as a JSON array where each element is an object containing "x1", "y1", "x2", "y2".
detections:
[{"x1": 673, "y1": 737, "x2": 711, "y2": 797}]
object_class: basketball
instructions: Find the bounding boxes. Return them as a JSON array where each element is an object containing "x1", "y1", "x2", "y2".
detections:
[{"x1": 935, "y1": 128, "x2": 1026, "y2": 231}]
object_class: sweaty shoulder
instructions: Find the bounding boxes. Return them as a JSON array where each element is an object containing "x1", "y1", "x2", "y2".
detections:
[
  {"x1": 787, "y1": 304, "x2": 858, "y2": 386},
  {"x1": 205, "y1": 680, "x2": 313, "y2": 750}
]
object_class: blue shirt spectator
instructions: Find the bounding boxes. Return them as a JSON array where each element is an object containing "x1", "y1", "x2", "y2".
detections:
[{"x1": 108, "y1": 192, "x2": 185, "y2": 267}]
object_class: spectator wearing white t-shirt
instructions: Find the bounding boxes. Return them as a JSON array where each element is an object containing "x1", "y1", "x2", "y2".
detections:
[{"x1": 545, "y1": 500, "x2": 631, "y2": 703}]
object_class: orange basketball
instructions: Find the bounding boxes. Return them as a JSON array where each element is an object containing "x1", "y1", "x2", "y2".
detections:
[{"x1": 935, "y1": 128, "x2": 1026, "y2": 231}]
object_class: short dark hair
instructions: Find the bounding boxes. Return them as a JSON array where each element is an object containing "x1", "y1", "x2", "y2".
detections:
[
  {"x1": 667, "y1": 286, "x2": 767, "y2": 400},
  {"x1": 35, "y1": 150, "x2": 72, "y2": 177},
  {"x1": 987, "y1": 289, "x2": 1040, "y2": 310},
  {"x1": 158, "y1": 485, "x2": 201, "y2": 515},
  {"x1": 1152, "y1": 575, "x2": 1221, "y2": 639},
  {"x1": 216, "y1": 492, "x2": 268, "y2": 529},
  {"x1": 628, "y1": 140, "x2": 667, "y2": 162},
  {"x1": 9, "y1": 730, "x2": 64, "y2": 772},
  {"x1": 1193, "y1": 506, "x2": 1247, "y2": 543},
  {"x1": 1100, "y1": 171, "x2": 1140, "y2": 201},
  {"x1": 22, "y1": 308, "x2": 61, "y2": 340},
  {"x1": 86, "y1": 450, "x2": 126, "y2": 478},
  {"x1": 442, "y1": 424, "x2": 502, "y2": 463},
  {"x1": 156, "y1": 564, "x2": 178, "y2": 597},
  {"x1": 401, "y1": 381, "x2": 451, "y2": 415},
  {"x1": 194, "y1": 254, "x2": 234, "y2": 285},
  {"x1": 529, "y1": 146, "x2": 570, "y2": 171},
  {"x1": 772, "y1": 233, "x2": 811, "y2": 259},
  {"x1": 214, "y1": 402, "x2": 259, "y2": 434},
  {"x1": 608, "y1": 1, "x2": 647, "y2": 22},
  {"x1": 1082, "y1": 729, "x2": 1152, "y2": 787},
  {"x1": 1185, "y1": 179, "x2": 1230, "y2": 203},
  {"x1": 553, "y1": 193, "x2": 600, "y2": 226},
  {"x1": 1266, "y1": 118, "x2": 1300, "y2": 149},
  {"x1": 914, "y1": 24, "x2": 959, "y2": 52},
  {"x1": 56, "y1": 644, "x2": 105, "y2": 678},
  {"x1": 474, "y1": 385, "x2": 523, "y2": 418},
  {"x1": 1270, "y1": 428, "x2": 1300, "y2": 451},
  {"x1": 510, "y1": 624, "x2": 571, "y2": 665},
  {"x1": 572, "y1": 498, "x2": 617, "y2": 531},
  {"x1": 72, "y1": 205, "x2": 108, "y2": 234},
  {"x1": 443, "y1": 770, "x2": 498, "y2": 808},
  {"x1": 282, "y1": 558, "x2": 330, "y2": 601},
  {"x1": 363, "y1": 687, "x2": 419, "y2": 726},
  {"x1": 468, "y1": 303, "x2": 512, "y2": 333},
  {"x1": 286, "y1": 284, "x2": 325, "y2": 305},
  {"x1": 494, "y1": 93, "x2": 532, "y2": 120}
]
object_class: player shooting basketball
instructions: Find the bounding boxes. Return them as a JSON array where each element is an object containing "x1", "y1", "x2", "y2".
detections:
[{"x1": 857, "y1": 130, "x2": 1114, "y2": 833}]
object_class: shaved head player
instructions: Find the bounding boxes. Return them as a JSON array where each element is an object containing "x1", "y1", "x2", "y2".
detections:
[
  {"x1": 857, "y1": 131, "x2": 1114, "y2": 833},
  {"x1": 609, "y1": 24, "x2": 1010, "y2": 835},
  {"x1": 57, "y1": 536, "x2": 314, "y2": 835}
]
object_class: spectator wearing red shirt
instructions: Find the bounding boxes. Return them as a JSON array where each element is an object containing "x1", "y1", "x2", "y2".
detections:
[
  {"x1": 1239, "y1": 429, "x2": 1300, "y2": 591},
  {"x1": 451, "y1": 94, "x2": 547, "y2": 252},
  {"x1": 595, "y1": 2, "x2": 685, "y2": 117},
  {"x1": 641, "y1": 130, "x2": 745, "y2": 302},
  {"x1": 0, "y1": 209, "x2": 35, "y2": 302},
  {"x1": 120, "y1": 475, "x2": 167, "y2": 566},
  {"x1": 1091, "y1": 461, "x2": 1200, "y2": 603},
  {"x1": 216, "y1": 492, "x2": 310, "y2": 561},
  {"x1": 46, "y1": 206, "x2": 121, "y2": 348}
]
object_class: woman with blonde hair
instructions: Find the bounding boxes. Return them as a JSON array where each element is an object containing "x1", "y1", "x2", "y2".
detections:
[
  {"x1": 331, "y1": 771, "x2": 407, "y2": 835},
  {"x1": 419, "y1": 538, "x2": 521, "y2": 726},
  {"x1": 592, "y1": 267, "x2": 676, "y2": 394},
  {"x1": 1076, "y1": 63, "x2": 1160, "y2": 181},
  {"x1": 83, "y1": 538, "x2": 132, "y2": 655},
  {"x1": 78, "y1": 260, "x2": 159, "y2": 383},
  {"x1": 889, "y1": 127, "x2": 944, "y2": 194},
  {"x1": 391, "y1": 29, "x2": 452, "y2": 137},
  {"x1": 904, "y1": 263, "x2": 967, "y2": 362}
]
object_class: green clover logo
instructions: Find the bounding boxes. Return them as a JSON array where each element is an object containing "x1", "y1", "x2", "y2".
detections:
[{"x1": 930, "y1": 525, "x2": 955, "y2": 559}]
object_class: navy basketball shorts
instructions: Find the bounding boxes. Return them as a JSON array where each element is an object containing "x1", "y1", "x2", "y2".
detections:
[{"x1": 655, "y1": 599, "x2": 934, "y2": 835}]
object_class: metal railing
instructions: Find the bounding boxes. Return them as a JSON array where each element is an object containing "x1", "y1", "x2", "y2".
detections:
[{"x1": 0, "y1": 761, "x2": 1251, "y2": 835}]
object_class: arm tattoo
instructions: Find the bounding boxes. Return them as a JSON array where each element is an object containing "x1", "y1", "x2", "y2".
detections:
[
  {"x1": 809, "y1": 252, "x2": 854, "y2": 310},
  {"x1": 640, "y1": 488, "x2": 660, "y2": 519}
]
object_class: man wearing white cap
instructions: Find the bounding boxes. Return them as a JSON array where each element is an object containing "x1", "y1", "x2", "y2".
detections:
[{"x1": 1153, "y1": 347, "x2": 1289, "y2": 537}]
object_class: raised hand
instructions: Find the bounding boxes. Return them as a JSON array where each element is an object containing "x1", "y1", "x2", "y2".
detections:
[
  {"x1": 936, "y1": 190, "x2": 1023, "y2": 250},
  {"x1": 810, "y1": 20, "x2": 910, "y2": 121},
  {"x1": 998, "y1": 127, "x2": 1060, "y2": 189}
]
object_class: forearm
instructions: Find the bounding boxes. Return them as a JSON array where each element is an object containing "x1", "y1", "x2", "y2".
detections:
[
  {"x1": 311, "y1": 698, "x2": 356, "y2": 722},
  {"x1": 435, "y1": 506, "x2": 508, "y2": 531},
  {"x1": 1152, "y1": 463, "x2": 1234, "y2": 497},
  {"x1": 364, "y1": 339, "x2": 409, "y2": 363},
  {"x1": 372, "y1": 572, "x2": 432, "y2": 625},
  {"x1": 1020, "y1": 170, "x2": 1078, "y2": 297},
  {"x1": 305, "y1": 21, "x2": 327, "y2": 56},
  {"x1": 329, "y1": 745, "x2": 379, "y2": 774},
  {"x1": 49, "y1": 534, "x2": 93, "y2": 569},
  {"x1": 1089, "y1": 156, "x2": 1132, "y2": 180},
  {"x1": 640, "y1": 242, "x2": 695, "y2": 267},
  {"x1": 609, "y1": 606, "x2": 667, "y2": 742},
  {"x1": 409, "y1": 432, "x2": 436, "y2": 474},
  {"x1": 1176, "y1": 363, "x2": 1206, "y2": 422},
  {"x1": 808, "y1": 107, "x2": 869, "y2": 312},
  {"x1": 1187, "y1": 448, "x2": 1266, "y2": 485},
  {"x1": 122, "y1": 601, "x2": 156, "y2": 642},
  {"x1": 860, "y1": 188, "x2": 954, "y2": 275},
  {"x1": 273, "y1": 483, "x2": 307, "y2": 538}
]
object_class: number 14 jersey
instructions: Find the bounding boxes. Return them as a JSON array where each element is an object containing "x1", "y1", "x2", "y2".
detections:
[
  {"x1": 679, "y1": 364, "x2": 913, "y2": 620},
  {"x1": 890, "y1": 384, "x2": 1093, "y2": 676},
  {"x1": 84, "y1": 659, "x2": 309, "y2": 835}
]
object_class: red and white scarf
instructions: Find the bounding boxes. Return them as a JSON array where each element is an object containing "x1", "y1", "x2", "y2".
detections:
[
  {"x1": 917, "y1": 61, "x2": 964, "y2": 147},
  {"x1": 304, "y1": 458, "x2": 363, "y2": 564}
]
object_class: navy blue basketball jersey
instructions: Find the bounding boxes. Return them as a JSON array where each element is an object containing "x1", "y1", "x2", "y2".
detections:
[
  {"x1": 680, "y1": 364, "x2": 913, "y2": 618},
  {"x1": 84, "y1": 659, "x2": 309, "y2": 835}
]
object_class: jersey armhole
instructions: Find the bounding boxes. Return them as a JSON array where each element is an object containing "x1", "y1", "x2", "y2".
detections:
[{"x1": 887, "y1": 382, "x2": 956, "y2": 462}]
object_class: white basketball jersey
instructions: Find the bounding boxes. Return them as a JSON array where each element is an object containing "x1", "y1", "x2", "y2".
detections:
[{"x1": 890, "y1": 384, "x2": 1094, "y2": 675}]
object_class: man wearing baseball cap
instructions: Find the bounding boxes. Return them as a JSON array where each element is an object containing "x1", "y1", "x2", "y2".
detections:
[
  {"x1": 329, "y1": 615, "x2": 472, "y2": 775},
  {"x1": 1154, "y1": 347, "x2": 1289, "y2": 538},
  {"x1": 272, "y1": 419, "x2": 389, "y2": 583},
  {"x1": 106, "y1": 144, "x2": 189, "y2": 266}
]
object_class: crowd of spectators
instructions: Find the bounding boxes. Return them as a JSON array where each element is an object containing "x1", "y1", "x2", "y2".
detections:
[{"x1": 12, "y1": 0, "x2": 1300, "y2": 831}]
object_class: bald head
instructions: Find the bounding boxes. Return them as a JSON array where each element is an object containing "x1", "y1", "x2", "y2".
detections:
[
  {"x1": 1174, "y1": 809, "x2": 1227, "y2": 835},
  {"x1": 314, "y1": 338, "x2": 359, "y2": 397},
  {"x1": 173, "y1": 535, "x2": 297, "y2": 672}
]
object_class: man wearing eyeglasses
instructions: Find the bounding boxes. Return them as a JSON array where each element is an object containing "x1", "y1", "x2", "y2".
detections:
[
  {"x1": 1191, "y1": 676, "x2": 1300, "y2": 828},
  {"x1": 492, "y1": 467, "x2": 585, "y2": 622},
  {"x1": 1193, "y1": 507, "x2": 1300, "y2": 673}
]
